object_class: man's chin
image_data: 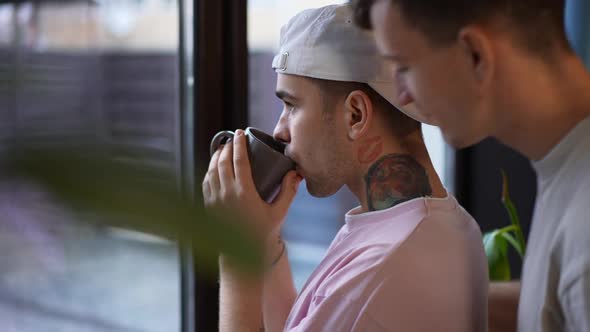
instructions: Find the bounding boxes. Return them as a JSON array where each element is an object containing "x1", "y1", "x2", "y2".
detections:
[
  {"x1": 305, "y1": 180, "x2": 339, "y2": 198},
  {"x1": 442, "y1": 132, "x2": 485, "y2": 149}
]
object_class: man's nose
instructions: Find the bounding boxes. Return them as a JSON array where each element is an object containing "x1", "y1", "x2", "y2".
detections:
[{"x1": 272, "y1": 113, "x2": 290, "y2": 143}]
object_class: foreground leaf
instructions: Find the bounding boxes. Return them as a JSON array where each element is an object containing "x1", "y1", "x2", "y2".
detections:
[{"x1": 1, "y1": 136, "x2": 263, "y2": 275}]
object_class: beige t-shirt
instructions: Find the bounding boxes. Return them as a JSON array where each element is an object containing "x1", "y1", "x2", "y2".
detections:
[{"x1": 519, "y1": 116, "x2": 590, "y2": 332}]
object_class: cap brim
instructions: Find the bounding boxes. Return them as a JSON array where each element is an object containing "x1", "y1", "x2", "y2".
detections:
[{"x1": 368, "y1": 81, "x2": 435, "y2": 125}]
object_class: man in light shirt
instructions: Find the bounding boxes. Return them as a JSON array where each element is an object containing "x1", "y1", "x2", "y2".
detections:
[
  {"x1": 203, "y1": 5, "x2": 488, "y2": 331},
  {"x1": 351, "y1": 0, "x2": 590, "y2": 331}
]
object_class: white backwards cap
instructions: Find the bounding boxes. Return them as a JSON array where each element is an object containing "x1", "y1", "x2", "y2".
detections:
[{"x1": 272, "y1": 4, "x2": 401, "y2": 114}]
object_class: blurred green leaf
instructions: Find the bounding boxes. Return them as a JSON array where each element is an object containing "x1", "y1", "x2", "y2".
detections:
[
  {"x1": 1, "y1": 136, "x2": 263, "y2": 275},
  {"x1": 501, "y1": 170, "x2": 526, "y2": 257},
  {"x1": 483, "y1": 170, "x2": 528, "y2": 281},
  {"x1": 483, "y1": 229, "x2": 511, "y2": 281},
  {"x1": 501, "y1": 231, "x2": 523, "y2": 259}
]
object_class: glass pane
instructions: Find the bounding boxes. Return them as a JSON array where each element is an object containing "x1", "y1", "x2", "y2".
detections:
[
  {"x1": 0, "y1": 4, "x2": 14, "y2": 47},
  {"x1": 0, "y1": 1, "x2": 182, "y2": 331},
  {"x1": 247, "y1": 0, "x2": 450, "y2": 290}
]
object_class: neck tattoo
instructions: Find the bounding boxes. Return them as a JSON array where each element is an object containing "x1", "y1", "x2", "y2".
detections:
[{"x1": 364, "y1": 153, "x2": 432, "y2": 211}]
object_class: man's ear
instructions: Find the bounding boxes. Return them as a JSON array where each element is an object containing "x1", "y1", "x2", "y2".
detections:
[
  {"x1": 458, "y1": 25, "x2": 494, "y2": 88},
  {"x1": 344, "y1": 90, "x2": 373, "y2": 140}
]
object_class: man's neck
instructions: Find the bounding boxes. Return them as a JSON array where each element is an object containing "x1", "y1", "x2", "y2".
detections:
[
  {"x1": 348, "y1": 133, "x2": 446, "y2": 213},
  {"x1": 495, "y1": 54, "x2": 590, "y2": 161}
]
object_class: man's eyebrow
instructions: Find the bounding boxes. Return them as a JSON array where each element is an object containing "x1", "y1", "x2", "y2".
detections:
[{"x1": 275, "y1": 90, "x2": 298, "y2": 102}]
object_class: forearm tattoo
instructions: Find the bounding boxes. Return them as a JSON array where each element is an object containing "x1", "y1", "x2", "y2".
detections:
[{"x1": 365, "y1": 154, "x2": 432, "y2": 211}]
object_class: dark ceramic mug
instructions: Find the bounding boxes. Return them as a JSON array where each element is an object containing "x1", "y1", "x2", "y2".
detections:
[{"x1": 210, "y1": 127, "x2": 296, "y2": 202}]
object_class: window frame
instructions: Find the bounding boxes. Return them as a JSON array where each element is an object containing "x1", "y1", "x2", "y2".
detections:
[{"x1": 181, "y1": 0, "x2": 248, "y2": 331}]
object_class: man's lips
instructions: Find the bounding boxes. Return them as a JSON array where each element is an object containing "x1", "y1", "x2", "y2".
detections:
[
  {"x1": 286, "y1": 152, "x2": 304, "y2": 177},
  {"x1": 294, "y1": 165, "x2": 304, "y2": 178}
]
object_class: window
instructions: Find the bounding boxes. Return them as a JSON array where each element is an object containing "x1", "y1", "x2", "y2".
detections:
[
  {"x1": 247, "y1": 0, "x2": 452, "y2": 289},
  {"x1": 0, "y1": 1, "x2": 185, "y2": 331}
]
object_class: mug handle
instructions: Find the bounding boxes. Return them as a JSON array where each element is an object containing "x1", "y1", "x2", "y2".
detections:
[{"x1": 210, "y1": 130, "x2": 235, "y2": 157}]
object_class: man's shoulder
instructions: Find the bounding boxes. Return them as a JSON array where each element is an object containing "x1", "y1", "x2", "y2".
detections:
[
  {"x1": 557, "y1": 191, "x2": 590, "y2": 246},
  {"x1": 547, "y1": 188, "x2": 590, "y2": 290},
  {"x1": 558, "y1": 175, "x2": 590, "y2": 229},
  {"x1": 420, "y1": 196, "x2": 482, "y2": 239},
  {"x1": 325, "y1": 196, "x2": 483, "y2": 278}
]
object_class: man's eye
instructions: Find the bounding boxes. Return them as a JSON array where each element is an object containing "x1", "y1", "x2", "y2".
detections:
[{"x1": 284, "y1": 101, "x2": 294, "y2": 110}]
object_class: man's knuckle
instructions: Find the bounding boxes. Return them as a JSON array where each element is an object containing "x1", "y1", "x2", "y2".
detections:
[
  {"x1": 234, "y1": 155, "x2": 248, "y2": 165},
  {"x1": 206, "y1": 169, "x2": 217, "y2": 178},
  {"x1": 219, "y1": 157, "x2": 232, "y2": 168},
  {"x1": 235, "y1": 187, "x2": 247, "y2": 199},
  {"x1": 220, "y1": 189, "x2": 231, "y2": 200}
]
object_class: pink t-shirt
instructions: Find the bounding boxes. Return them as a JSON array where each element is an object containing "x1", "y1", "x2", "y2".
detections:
[{"x1": 284, "y1": 195, "x2": 488, "y2": 331}]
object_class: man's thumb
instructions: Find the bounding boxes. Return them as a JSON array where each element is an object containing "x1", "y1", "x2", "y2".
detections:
[{"x1": 272, "y1": 171, "x2": 303, "y2": 212}]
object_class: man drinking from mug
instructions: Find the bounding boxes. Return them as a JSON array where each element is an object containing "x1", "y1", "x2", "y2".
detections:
[
  {"x1": 203, "y1": 4, "x2": 488, "y2": 331},
  {"x1": 350, "y1": 1, "x2": 590, "y2": 331}
]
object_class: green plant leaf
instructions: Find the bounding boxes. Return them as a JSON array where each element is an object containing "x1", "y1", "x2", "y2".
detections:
[
  {"x1": 501, "y1": 170, "x2": 526, "y2": 256},
  {"x1": 492, "y1": 225, "x2": 523, "y2": 258},
  {"x1": 483, "y1": 230, "x2": 511, "y2": 281},
  {"x1": 1, "y1": 136, "x2": 264, "y2": 276},
  {"x1": 482, "y1": 171, "x2": 528, "y2": 280},
  {"x1": 501, "y1": 231, "x2": 524, "y2": 259}
]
